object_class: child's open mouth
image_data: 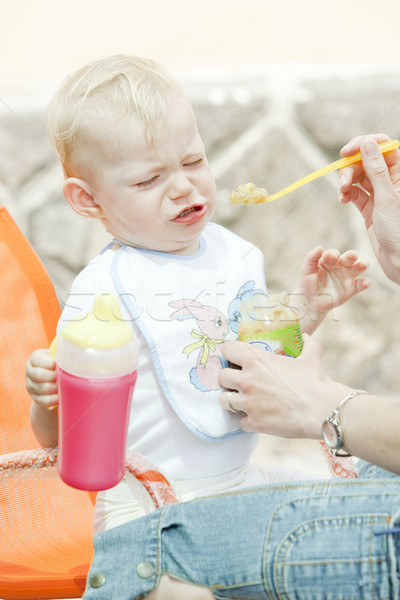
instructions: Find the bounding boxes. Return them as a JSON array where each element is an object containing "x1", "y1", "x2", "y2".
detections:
[
  {"x1": 179, "y1": 207, "x2": 199, "y2": 218},
  {"x1": 172, "y1": 204, "x2": 206, "y2": 224}
]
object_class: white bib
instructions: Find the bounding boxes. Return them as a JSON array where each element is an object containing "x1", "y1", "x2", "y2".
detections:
[{"x1": 111, "y1": 223, "x2": 267, "y2": 440}]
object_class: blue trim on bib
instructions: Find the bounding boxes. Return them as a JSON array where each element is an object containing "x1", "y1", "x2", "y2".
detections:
[
  {"x1": 100, "y1": 241, "x2": 117, "y2": 254},
  {"x1": 113, "y1": 236, "x2": 206, "y2": 260}
]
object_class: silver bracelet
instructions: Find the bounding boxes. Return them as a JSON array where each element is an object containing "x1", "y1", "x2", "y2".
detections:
[{"x1": 321, "y1": 390, "x2": 369, "y2": 457}]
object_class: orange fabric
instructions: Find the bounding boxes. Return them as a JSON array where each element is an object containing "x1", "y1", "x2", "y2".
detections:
[
  {"x1": 0, "y1": 207, "x2": 94, "y2": 599},
  {"x1": 319, "y1": 441, "x2": 359, "y2": 479}
]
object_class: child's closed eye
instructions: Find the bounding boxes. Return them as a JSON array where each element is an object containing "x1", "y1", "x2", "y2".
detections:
[
  {"x1": 136, "y1": 175, "x2": 159, "y2": 188},
  {"x1": 184, "y1": 158, "x2": 203, "y2": 168}
]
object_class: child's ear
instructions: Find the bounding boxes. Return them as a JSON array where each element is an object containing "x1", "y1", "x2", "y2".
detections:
[{"x1": 63, "y1": 178, "x2": 104, "y2": 219}]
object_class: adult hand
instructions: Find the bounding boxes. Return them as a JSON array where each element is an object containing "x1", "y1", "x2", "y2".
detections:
[
  {"x1": 218, "y1": 335, "x2": 351, "y2": 439},
  {"x1": 339, "y1": 134, "x2": 400, "y2": 284}
]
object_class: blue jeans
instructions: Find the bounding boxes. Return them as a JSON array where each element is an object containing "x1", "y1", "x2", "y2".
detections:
[{"x1": 84, "y1": 473, "x2": 400, "y2": 599}]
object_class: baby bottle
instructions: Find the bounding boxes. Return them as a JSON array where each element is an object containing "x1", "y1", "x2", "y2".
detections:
[
  {"x1": 53, "y1": 294, "x2": 138, "y2": 491},
  {"x1": 238, "y1": 292, "x2": 303, "y2": 357}
]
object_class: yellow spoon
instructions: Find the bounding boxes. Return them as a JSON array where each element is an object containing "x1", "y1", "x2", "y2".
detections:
[{"x1": 230, "y1": 139, "x2": 400, "y2": 205}]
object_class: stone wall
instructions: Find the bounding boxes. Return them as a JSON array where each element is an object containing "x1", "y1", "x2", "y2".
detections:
[{"x1": 2, "y1": 65, "x2": 400, "y2": 405}]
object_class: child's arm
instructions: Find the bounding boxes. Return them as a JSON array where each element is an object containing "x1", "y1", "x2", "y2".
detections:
[
  {"x1": 290, "y1": 245, "x2": 370, "y2": 335},
  {"x1": 26, "y1": 349, "x2": 59, "y2": 448}
]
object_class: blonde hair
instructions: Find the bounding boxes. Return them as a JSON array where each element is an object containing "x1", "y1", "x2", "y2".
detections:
[{"x1": 47, "y1": 54, "x2": 184, "y2": 176}]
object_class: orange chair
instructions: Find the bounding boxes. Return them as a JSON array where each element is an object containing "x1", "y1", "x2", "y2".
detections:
[
  {"x1": 0, "y1": 206, "x2": 179, "y2": 600},
  {"x1": 0, "y1": 206, "x2": 95, "y2": 599}
]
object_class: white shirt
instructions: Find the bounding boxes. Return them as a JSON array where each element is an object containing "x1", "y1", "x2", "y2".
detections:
[{"x1": 59, "y1": 223, "x2": 272, "y2": 530}]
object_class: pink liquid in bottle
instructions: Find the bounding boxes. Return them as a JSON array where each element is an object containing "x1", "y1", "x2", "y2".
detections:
[{"x1": 57, "y1": 368, "x2": 137, "y2": 491}]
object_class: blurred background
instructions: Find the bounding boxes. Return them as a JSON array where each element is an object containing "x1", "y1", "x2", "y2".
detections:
[
  {"x1": 2, "y1": 0, "x2": 400, "y2": 77},
  {"x1": 2, "y1": 0, "x2": 400, "y2": 475}
]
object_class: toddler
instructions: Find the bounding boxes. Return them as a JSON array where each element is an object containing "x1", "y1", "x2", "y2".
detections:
[{"x1": 27, "y1": 55, "x2": 369, "y2": 536}]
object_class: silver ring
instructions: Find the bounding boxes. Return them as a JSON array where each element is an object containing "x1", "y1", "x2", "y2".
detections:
[{"x1": 226, "y1": 390, "x2": 240, "y2": 413}]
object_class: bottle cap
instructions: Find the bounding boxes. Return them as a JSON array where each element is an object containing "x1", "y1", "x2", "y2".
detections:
[{"x1": 54, "y1": 294, "x2": 138, "y2": 378}]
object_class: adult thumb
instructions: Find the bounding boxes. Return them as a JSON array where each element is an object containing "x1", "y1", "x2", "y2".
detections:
[{"x1": 360, "y1": 138, "x2": 393, "y2": 197}]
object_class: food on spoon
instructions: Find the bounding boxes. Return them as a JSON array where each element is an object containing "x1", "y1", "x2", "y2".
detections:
[
  {"x1": 229, "y1": 182, "x2": 270, "y2": 205},
  {"x1": 229, "y1": 140, "x2": 400, "y2": 206}
]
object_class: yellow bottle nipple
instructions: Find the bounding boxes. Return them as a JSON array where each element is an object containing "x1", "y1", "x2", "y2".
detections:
[{"x1": 60, "y1": 294, "x2": 133, "y2": 349}]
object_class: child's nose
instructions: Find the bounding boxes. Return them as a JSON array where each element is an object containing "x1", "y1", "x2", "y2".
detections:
[{"x1": 167, "y1": 172, "x2": 193, "y2": 200}]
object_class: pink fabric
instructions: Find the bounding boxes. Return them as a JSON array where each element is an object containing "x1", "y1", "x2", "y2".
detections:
[{"x1": 0, "y1": 447, "x2": 179, "y2": 507}]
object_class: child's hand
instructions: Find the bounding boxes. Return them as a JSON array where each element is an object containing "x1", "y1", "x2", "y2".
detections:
[
  {"x1": 295, "y1": 245, "x2": 370, "y2": 317},
  {"x1": 25, "y1": 349, "x2": 58, "y2": 410}
]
